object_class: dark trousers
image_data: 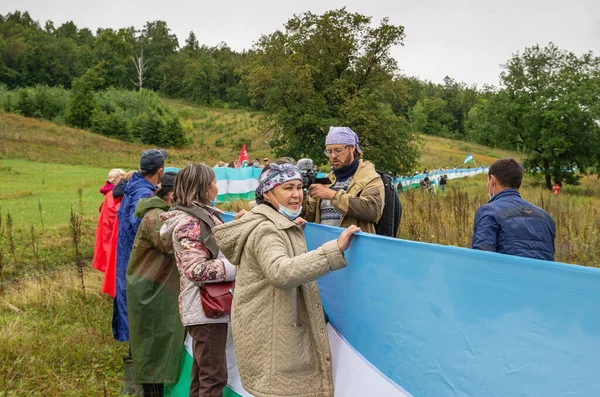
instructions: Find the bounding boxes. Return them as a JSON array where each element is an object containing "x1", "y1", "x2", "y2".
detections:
[
  {"x1": 188, "y1": 323, "x2": 228, "y2": 397},
  {"x1": 142, "y1": 383, "x2": 164, "y2": 397}
]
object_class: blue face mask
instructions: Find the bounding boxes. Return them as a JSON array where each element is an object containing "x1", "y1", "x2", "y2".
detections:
[
  {"x1": 279, "y1": 204, "x2": 302, "y2": 221},
  {"x1": 209, "y1": 200, "x2": 217, "y2": 207},
  {"x1": 270, "y1": 194, "x2": 302, "y2": 221}
]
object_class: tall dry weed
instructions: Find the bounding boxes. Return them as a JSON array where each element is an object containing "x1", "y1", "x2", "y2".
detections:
[
  {"x1": 38, "y1": 198, "x2": 45, "y2": 233},
  {"x1": 5, "y1": 212, "x2": 15, "y2": 263},
  {"x1": 69, "y1": 206, "x2": 85, "y2": 297},
  {"x1": 399, "y1": 182, "x2": 600, "y2": 268}
]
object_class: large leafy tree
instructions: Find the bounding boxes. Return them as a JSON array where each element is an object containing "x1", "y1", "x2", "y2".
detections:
[
  {"x1": 139, "y1": 21, "x2": 179, "y2": 91},
  {"x1": 242, "y1": 8, "x2": 419, "y2": 172},
  {"x1": 471, "y1": 44, "x2": 600, "y2": 188},
  {"x1": 93, "y1": 28, "x2": 133, "y2": 88}
]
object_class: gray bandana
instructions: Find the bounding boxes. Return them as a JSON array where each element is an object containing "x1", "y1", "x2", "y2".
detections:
[{"x1": 255, "y1": 163, "x2": 302, "y2": 202}]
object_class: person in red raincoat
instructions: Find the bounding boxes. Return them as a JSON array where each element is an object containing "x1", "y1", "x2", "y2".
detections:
[
  {"x1": 553, "y1": 183, "x2": 561, "y2": 195},
  {"x1": 92, "y1": 169, "x2": 126, "y2": 272},
  {"x1": 101, "y1": 171, "x2": 135, "y2": 297}
]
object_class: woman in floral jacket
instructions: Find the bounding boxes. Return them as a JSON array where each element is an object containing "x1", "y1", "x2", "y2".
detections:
[{"x1": 160, "y1": 164, "x2": 236, "y2": 397}]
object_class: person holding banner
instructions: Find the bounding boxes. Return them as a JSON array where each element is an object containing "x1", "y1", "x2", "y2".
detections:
[{"x1": 214, "y1": 161, "x2": 360, "y2": 397}]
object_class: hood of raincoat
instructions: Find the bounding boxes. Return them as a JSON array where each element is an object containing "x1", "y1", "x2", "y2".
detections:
[
  {"x1": 125, "y1": 172, "x2": 155, "y2": 196},
  {"x1": 100, "y1": 181, "x2": 114, "y2": 195},
  {"x1": 112, "y1": 179, "x2": 127, "y2": 199},
  {"x1": 135, "y1": 196, "x2": 169, "y2": 219}
]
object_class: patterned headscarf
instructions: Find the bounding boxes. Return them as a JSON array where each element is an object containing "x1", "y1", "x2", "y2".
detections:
[
  {"x1": 326, "y1": 126, "x2": 362, "y2": 154},
  {"x1": 255, "y1": 163, "x2": 302, "y2": 203}
]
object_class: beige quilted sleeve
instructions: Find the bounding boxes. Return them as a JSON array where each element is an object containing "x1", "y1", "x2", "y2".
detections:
[{"x1": 251, "y1": 223, "x2": 346, "y2": 290}]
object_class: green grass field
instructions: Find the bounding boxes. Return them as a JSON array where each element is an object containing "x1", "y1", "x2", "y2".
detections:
[{"x1": 0, "y1": 159, "x2": 108, "y2": 227}]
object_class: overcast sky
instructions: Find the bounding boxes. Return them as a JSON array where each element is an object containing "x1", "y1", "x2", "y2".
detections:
[{"x1": 2, "y1": 0, "x2": 599, "y2": 87}]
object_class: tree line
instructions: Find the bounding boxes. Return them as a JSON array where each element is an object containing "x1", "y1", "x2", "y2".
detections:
[{"x1": 1, "y1": 9, "x2": 599, "y2": 187}]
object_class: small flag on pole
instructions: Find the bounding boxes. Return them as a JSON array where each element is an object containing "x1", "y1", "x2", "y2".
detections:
[
  {"x1": 237, "y1": 144, "x2": 249, "y2": 168},
  {"x1": 463, "y1": 153, "x2": 474, "y2": 164}
]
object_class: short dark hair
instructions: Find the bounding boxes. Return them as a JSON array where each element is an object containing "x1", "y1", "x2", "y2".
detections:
[
  {"x1": 488, "y1": 158, "x2": 523, "y2": 189},
  {"x1": 155, "y1": 184, "x2": 174, "y2": 199}
]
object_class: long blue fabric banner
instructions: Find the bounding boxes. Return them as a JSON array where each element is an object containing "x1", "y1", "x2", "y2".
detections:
[{"x1": 222, "y1": 212, "x2": 600, "y2": 396}]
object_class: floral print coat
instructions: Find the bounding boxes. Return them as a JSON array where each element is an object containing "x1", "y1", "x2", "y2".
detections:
[{"x1": 160, "y1": 205, "x2": 236, "y2": 326}]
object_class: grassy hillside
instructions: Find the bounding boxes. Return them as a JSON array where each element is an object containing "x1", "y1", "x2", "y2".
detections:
[{"x1": 0, "y1": 104, "x2": 521, "y2": 171}]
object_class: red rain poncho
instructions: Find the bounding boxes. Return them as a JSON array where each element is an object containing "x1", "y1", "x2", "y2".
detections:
[{"x1": 92, "y1": 192, "x2": 121, "y2": 273}]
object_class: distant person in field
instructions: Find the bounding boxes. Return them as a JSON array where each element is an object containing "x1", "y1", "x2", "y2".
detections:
[
  {"x1": 553, "y1": 183, "x2": 561, "y2": 195},
  {"x1": 263, "y1": 157, "x2": 269, "y2": 167},
  {"x1": 472, "y1": 158, "x2": 556, "y2": 261},
  {"x1": 439, "y1": 174, "x2": 447, "y2": 193},
  {"x1": 126, "y1": 172, "x2": 183, "y2": 397},
  {"x1": 251, "y1": 157, "x2": 263, "y2": 168},
  {"x1": 93, "y1": 169, "x2": 125, "y2": 273},
  {"x1": 113, "y1": 149, "x2": 167, "y2": 343}
]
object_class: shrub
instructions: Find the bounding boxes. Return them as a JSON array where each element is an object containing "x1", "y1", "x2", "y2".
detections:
[
  {"x1": 231, "y1": 137, "x2": 252, "y2": 151},
  {"x1": 1, "y1": 85, "x2": 190, "y2": 148},
  {"x1": 0, "y1": 85, "x2": 16, "y2": 112},
  {"x1": 90, "y1": 88, "x2": 189, "y2": 147},
  {"x1": 4, "y1": 86, "x2": 71, "y2": 121}
]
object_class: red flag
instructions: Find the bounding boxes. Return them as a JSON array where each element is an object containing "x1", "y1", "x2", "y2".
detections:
[{"x1": 237, "y1": 144, "x2": 249, "y2": 167}]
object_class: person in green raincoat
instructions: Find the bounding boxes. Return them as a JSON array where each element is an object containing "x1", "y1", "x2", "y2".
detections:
[{"x1": 126, "y1": 172, "x2": 184, "y2": 397}]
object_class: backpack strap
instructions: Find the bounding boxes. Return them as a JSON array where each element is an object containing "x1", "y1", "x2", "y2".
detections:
[{"x1": 172, "y1": 205, "x2": 222, "y2": 259}]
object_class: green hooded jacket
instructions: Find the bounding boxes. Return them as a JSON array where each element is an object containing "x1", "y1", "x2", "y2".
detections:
[{"x1": 126, "y1": 196, "x2": 184, "y2": 384}]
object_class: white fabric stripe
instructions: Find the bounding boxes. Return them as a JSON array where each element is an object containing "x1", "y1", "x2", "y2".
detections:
[
  {"x1": 217, "y1": 179, "x2": 259, "y2": 195},
  {"x1": 226, "y1": 327, "x2": 254, "y2": 397},
  {"x1": 328, "y1": 324, "x2": 412, "y2": 397},
  {"x1": 184, "y1": 332, "x2": 193, "y2": 357}
]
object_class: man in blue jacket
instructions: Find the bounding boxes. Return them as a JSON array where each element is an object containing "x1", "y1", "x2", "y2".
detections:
[
  {"x1": 472, "y1": 158, "x2": 556, "y2": 261},
  {"x1": 113, "y1": 149, "x2": 167, "y2": 342}
]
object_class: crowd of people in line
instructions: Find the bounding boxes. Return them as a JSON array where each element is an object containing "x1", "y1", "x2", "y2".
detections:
[{"x1": 92, "y1": 127, "x2": 557, "y2": 397}]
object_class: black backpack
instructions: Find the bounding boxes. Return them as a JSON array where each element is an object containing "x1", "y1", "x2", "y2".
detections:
[{"x1": 374, "y1": 171, "x2": 402, "y2": 237}]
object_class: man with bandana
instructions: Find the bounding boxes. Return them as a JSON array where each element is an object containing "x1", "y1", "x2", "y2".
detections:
[{"x1": 303, "y1": 127, "x2": 385, "y2": 234}]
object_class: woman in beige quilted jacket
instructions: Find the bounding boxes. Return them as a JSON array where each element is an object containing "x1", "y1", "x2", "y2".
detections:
[{"x1": 214, "y1": 161, "x2": 360, "y2": 397}]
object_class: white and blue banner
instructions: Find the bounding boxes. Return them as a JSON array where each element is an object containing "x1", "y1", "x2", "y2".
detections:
[
  {"x1": 396, "y1": 167, "x2": 488, "y2": 190},
  {"x1": 208, "y1": 166, "x2": 489, "y2": 202}
]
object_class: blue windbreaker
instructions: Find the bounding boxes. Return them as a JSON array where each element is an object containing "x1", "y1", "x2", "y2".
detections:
[
  {"x1": 472, "y1": 189, "x2": 556, "y2": 261},
  {"x1": 112, "y1": 172, "x2": 156, "y2": 341}
]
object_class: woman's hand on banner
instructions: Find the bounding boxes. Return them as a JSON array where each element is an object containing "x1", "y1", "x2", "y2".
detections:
[
  {"x1": 294, "y1": 217, "x2": 307, "y2": 230},
  {"x1": 338, "y1": 225, "x2": 361, "y2": 252},
  {"x1": 234, "y1": 210, "x2": 248, "y2": 220}
]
